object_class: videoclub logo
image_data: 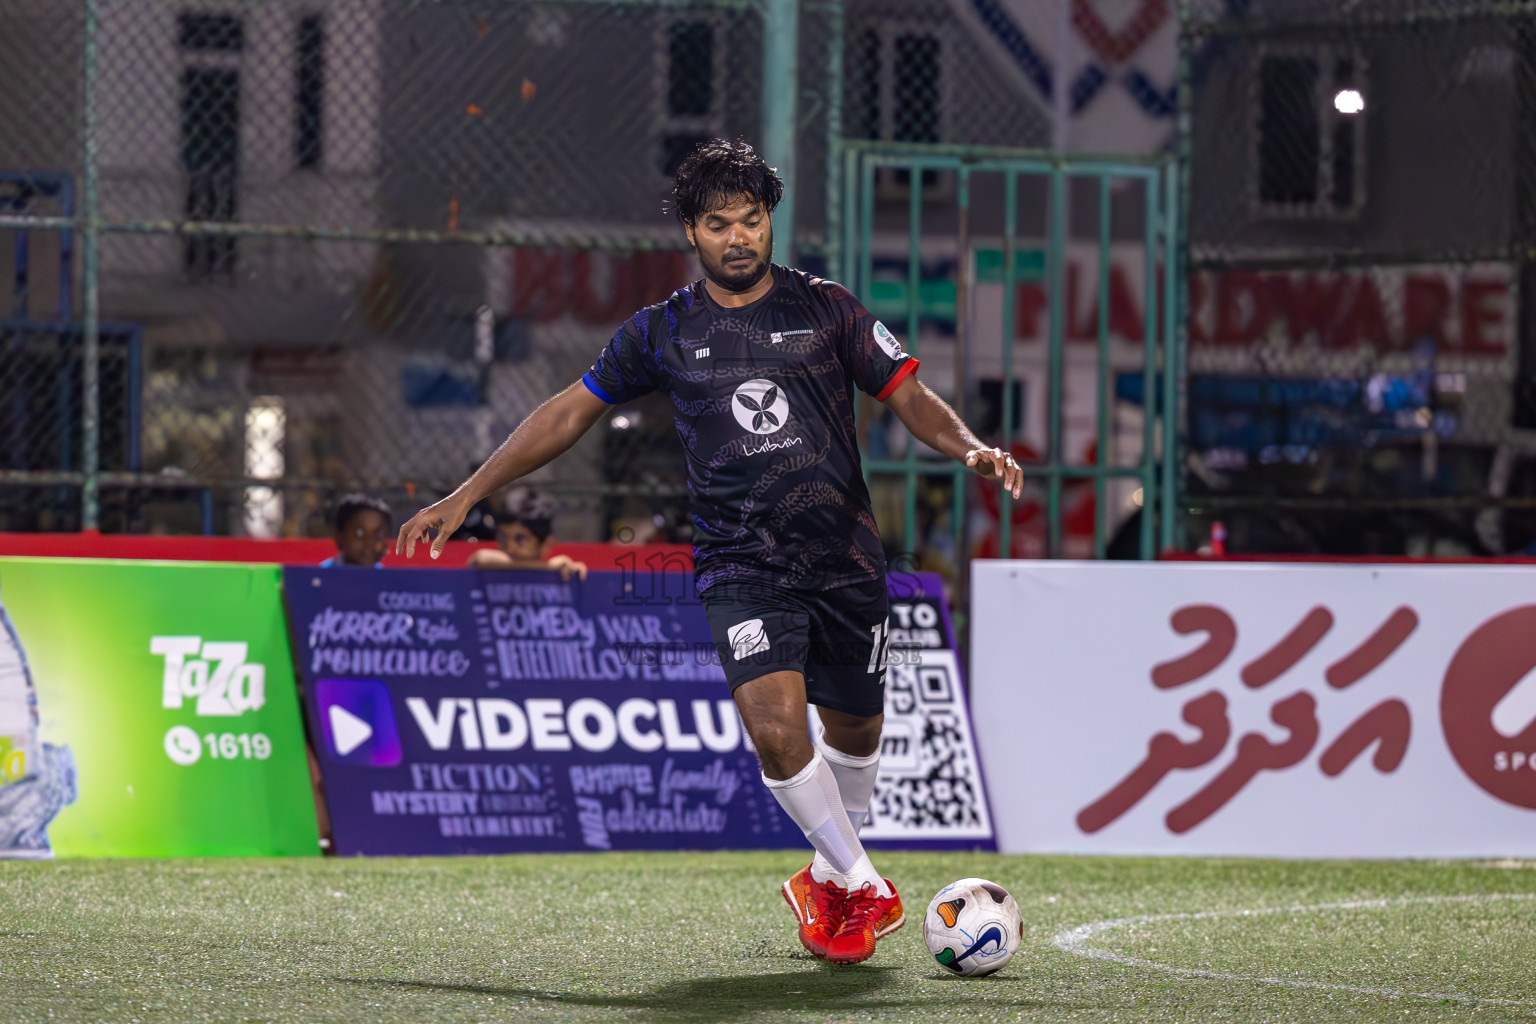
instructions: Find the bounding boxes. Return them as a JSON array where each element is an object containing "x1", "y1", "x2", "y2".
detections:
[
  {"x1": 1441, "y1": 606, "x2": 1536, "y2": 809},
  {"x1": 315, "y1": 678, "x2": 403, "y2": 767}
]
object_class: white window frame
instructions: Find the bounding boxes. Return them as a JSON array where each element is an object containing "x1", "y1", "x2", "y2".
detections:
[
  {"x1": 177, "y1": 9, "x2": 246, "y2": 279},
  {"x1": 1249, "y1": 44, "x2": 1367, "y2": 220},
  {"x1": 853, "y1": 20, "x2": 953, "y2": 200}
]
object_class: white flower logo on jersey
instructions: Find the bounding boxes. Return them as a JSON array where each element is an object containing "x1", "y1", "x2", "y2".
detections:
[{"x1": 732, "y1": 379, "x2": 789, "y2": 435}]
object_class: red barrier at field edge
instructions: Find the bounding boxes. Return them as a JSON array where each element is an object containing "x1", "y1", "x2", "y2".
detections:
[
  {"x1": 1162, "y1": 552, "x2": 1536, "y2": 564},
  {"x1": 0, "y1": 532, "x2": 692, "y2": 571}
]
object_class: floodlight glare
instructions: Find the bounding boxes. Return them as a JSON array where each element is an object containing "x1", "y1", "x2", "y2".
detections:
[{"x1": 1335, "y1": 89, "x2": 1365, "y2": 114}]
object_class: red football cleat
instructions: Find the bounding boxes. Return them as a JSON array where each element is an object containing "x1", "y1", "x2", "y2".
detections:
[
  {"x1": 782, "y1": 864, "x2": 847, "y2": 959},
  {"x1": 825, "y1": 879, "x2": 905, "y2": 964}
]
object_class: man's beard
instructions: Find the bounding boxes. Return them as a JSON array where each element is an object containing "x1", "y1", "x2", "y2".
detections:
[{"x1": 704, "y1": 243, "x2": 771, "y2": 292}]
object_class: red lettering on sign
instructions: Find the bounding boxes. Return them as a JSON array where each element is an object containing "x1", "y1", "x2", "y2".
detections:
[
  {"x1": 1240, "y1": 606, "x2": 1333, "y2": 688},
  {"x1": 1336, "y1": 277, "x2": 1391, "y2": 349},
  {"x1": 1325, "y1": 607, "x2": 1418, "y2": 689},
  {"x1": 1076, "y1": 691, "x2": 1230, "y2": 834},
  {"x1": 1082, "y1": 603, "x2": 1429, "y2": 836},
  {"x1": 506, "y1": 248, "x2": 692, "y2": 325},
  {"x1": 1403, "y1": 275, "x2": 1452, "y2": 346},
  {"x1": 1077, "y1": 263, "x2": 1147, "y2": 342},
  {"x1": 1215, "y1": 272, "x2": 1269, "y2": 345},
  {"x1": 1015, "y1": 283, "x2": 1048, "y2": 339},
  {"x1": 1318, "y1": 699, "x2": 1411, "y2": 776},
  {"x1": 1460, "y1": 278, "x2": 1507, "y2": 354},
  {"x1": 1165, "y1": 691, "x2": 1320, "y2": 834},
  {"x1": 1151, "y1": 605, "x2": 1236, "y2": 689},
  {"x1": 1266, "y1": 274, "x2": 1347, "y2": 346}
]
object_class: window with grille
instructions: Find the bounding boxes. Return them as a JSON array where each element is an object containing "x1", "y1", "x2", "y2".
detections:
[
  {"x1": 1254, "y1": 48, "x2": 1365, "y2": 217},
  {"x1": 659, "y1": 17, "x2": 721, "y2": 177},
  {"x1": 296, "y1": 15, "x2": 324, "y2": 170},
  {"x1": 850, "y1": 24, "x2": 947, "y2": 195},
  {"x1": 178, "y1": 11, "x2": 243, "y2": 279}
]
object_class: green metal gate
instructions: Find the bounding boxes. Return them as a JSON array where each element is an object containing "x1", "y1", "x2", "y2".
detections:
[{"x1": 834, "y1": 142, "x2": 1181, "y2": 567}]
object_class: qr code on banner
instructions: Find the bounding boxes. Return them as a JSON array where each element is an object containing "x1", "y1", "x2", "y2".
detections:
[{"x1": 863, "y1": 649, "x2": 995, "y2": 841}]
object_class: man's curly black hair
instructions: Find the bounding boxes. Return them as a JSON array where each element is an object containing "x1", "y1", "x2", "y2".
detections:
[{"x1": 666, "y1": 138, "x2": 784, "y2": 225}]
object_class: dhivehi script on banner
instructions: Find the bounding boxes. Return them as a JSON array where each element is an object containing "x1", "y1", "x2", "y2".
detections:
[{"x1": 972, "y1": 561, "x2": 1536, "y2": 858}]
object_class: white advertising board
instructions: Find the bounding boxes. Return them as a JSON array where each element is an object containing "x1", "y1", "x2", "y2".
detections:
[{"x1": 972, "y1": 562, "x2": 1536, "y2": 857}]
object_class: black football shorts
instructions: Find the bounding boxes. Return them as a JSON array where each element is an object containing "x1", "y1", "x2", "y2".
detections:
[{"x1": 701, "y1": 576, "x2": 891, "y2": 718}]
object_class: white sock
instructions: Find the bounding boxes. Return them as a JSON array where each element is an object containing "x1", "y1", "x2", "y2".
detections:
[
  {"x1": 806, "y1": 741, "x2": 886, "y2": 895},
  {"x1": 762, "y1": 752, "x2": 890, "y2": 897}
]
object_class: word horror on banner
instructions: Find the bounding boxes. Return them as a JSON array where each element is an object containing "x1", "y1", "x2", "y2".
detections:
[{"x1": 284, "y1": 568, "x2": 995, "y2": 856}]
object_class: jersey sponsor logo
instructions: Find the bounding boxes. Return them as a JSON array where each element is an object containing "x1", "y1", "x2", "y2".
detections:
[
  {"x1": 743, "y1": 435, "x2": 803, "y2": 456},
  {"x1": 770, "y1": 329, "x2": 815, "y2": 345},
  {"x1": 726, "y1": 618, "x2": 770, "y2": 660},
  {"x1": 731, "y1": 379, "x2": 789, "y2": 435},
  {"x1": 872, "y1": 320, "x2": 905, "y2": 360}
]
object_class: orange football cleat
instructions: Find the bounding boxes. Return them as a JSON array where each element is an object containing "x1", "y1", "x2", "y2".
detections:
[
  {"x1": 824, "y1": 879, "x2": 904, "y2": 964},
  {"x1": 783, "y1": 864, "x2": 847, "y2": 958}
]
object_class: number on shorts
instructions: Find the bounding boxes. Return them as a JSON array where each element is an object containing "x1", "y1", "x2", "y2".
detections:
[{"x1": 867, "y1": 618, "x2": 890, "y2": 674}]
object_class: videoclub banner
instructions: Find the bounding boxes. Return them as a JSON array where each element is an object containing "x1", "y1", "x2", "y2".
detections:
[
  {"x1": 972, "y1": 561, "x2": 1536, "y2": 857},
  {"x1": 285, "y1": 564, "x2": 994, "y2": 856},
  {"x1": 0, "y1": 558, "x2": 320, "y2": 858}
]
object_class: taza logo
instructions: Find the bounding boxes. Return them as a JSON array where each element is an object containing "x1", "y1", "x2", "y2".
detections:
[{"x1": 151, "y1": 636, "x2": 266, "y2": 716}]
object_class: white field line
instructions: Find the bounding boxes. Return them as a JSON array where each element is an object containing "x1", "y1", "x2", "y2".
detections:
[{"x1": 1051, "y1": 893, "x2": 1536, "y2": 1007}]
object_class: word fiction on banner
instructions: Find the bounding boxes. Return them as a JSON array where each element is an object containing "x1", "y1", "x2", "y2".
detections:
[
  {"x1": 971, "y1": 562, "x2": 1536, "y2": 858},
  {"x1": 286, "y1": 566, "x2": 994, "y2": 855}
]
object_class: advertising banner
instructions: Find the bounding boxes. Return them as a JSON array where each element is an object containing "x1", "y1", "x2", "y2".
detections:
[
  {"x1": 972, "y1": 562, "x2": 1536, "y2": 857},
  {"x1": 0, "y1": 558, "x2": 320, "y2": 857},
  {"x1": 286, "y1": 566, "x2": 993, "y2": 855}
]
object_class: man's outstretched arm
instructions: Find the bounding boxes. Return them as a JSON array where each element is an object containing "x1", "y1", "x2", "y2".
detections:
[
  {"x1": 881, "y1": 375, "x2": 1023, "y2": 499},
  {"x1": 396, "y1": 381, "x2": 610, "y2": 559}
]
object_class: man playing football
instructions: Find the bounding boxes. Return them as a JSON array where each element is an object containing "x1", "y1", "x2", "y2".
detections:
[{"x1": 397, "y1": 138, "x2": 1022, "y2": 964}]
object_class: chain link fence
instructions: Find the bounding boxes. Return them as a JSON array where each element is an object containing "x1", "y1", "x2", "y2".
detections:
[
  {"x1": 1, "y1": 0, "x2": 1045, "y2": 548},
  {"x1": 0, "y1": 0, "x2": 755, "y2": 541},
  {"x1": 1182, "y1": 0, "x2": 1536, "y2": 555}
]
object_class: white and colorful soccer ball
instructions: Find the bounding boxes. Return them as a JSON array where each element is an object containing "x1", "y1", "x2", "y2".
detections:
[{"x1": 922, "y1": 878, "x2": 1022, "y2": 977}]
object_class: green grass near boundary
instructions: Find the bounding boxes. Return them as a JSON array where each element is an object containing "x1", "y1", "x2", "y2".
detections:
[{"x1": 3, "y1": 852, "x2": 1535, "y2": 1023}]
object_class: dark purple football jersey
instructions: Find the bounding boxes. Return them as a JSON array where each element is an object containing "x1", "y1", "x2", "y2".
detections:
[{"x1": 582, "y1": 265, "x2": 919, "y2": 593}]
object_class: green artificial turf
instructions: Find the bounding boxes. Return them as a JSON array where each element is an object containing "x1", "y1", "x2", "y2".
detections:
[{"x1": 3, "y1": 852, "x2": 1534, "y2": 1023}]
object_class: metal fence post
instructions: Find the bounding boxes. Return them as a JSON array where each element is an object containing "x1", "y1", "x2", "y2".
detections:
[
  {"x1": 824, "y1": 0, "x2": 843, "y2": 282},
  {"x1": 762, "y1": 0, "x2": 798, "y2": 264},
  {"x1": 81, "y1": 0, "x2": 101, "y2": 531}
]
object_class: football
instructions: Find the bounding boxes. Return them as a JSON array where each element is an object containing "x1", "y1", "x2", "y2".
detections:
[{"x1": 922, "y1": 877, "x2": 1023, "y2": 977}]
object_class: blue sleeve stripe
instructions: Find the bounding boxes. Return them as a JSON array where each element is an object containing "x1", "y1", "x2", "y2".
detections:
[{"x1": 582, "y1": 373, "x2": 618, "y2": 404}]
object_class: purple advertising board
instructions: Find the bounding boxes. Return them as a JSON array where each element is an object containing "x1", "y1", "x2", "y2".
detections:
[{"x1": 284, "y1": 565, "x2": 994, "y2": 856}]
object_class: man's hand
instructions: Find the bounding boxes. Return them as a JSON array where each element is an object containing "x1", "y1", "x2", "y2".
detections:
[
  {"x1": 965, "y1": 447, "x2": 1023, "y2": 499},
  {"x1": 883, "y1": 376, "x2": 1022, "y2": 499},
  {"x1": 396, "y1": 494, "x2": 472, "y2": 560}
]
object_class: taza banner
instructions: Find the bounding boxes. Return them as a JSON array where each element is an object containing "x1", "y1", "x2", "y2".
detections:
[
  {"x1": 0, "y1": 558, "x2": 320, "y2": 857},
  {"x1": 286, "y1": 566, "x2": 993, "y2": 855},
  {"x1": 972, "y1": 561, "x2": 1536, "y2": 857}
]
